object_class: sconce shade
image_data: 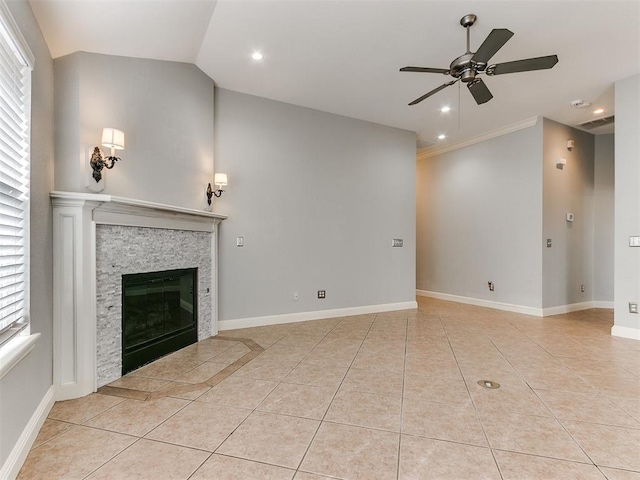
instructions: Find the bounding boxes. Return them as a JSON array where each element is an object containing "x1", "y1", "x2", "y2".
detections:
[
  {"x1": 214, "y1": 173, "x2": 228, "y2": 187},
  {"x1": 101, "y1": 128, "x2": 125, "y2": 150}
]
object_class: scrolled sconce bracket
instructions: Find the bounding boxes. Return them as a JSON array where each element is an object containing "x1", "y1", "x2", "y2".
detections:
[
  {"x1": 206, "y1": 183, "x2": 224, "y2": 205},
  {"x1": 90, "y1": 147, "x2": 121, "y2": 183}
]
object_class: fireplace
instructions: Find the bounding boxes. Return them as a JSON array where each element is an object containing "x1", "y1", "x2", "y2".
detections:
[
  {"x1": 122, "y1": 268, "x2": 198, "y2": 375},
  {"x1": 50, "y1": 192, "x2": 226, "y2": 400}
]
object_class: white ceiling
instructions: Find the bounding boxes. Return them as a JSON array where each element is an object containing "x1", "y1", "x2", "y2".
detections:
[{"x1": 29, "y1": 0, "x2": 640, "y2": 150}]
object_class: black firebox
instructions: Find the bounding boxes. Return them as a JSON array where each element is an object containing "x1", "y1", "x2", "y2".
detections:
[{"x1": 122, "y1": 268, "x2": 197, "y2": 375}]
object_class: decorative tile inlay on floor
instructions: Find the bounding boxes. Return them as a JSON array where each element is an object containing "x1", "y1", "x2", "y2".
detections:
[{"x1": 97, "y1": 337, "x2": 264, "y2": 401}]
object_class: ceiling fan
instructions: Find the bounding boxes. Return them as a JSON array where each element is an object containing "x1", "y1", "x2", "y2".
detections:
[{"x1": 400, "y1": 14, "x2": 558, "y2": 106}]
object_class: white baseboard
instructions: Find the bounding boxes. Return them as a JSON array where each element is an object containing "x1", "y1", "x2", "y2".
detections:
[
  {"x1": 542, "y1": 302, "x2": 596, "y2": 316},
  {"x1": 592, "y1": 301, "x2": 615, "y2": 309},
  {"x1": 218, "y1": 301, "x2": 418, "y2": 331},
  {"x1": 0, "y1": 385, "x2": 55, "y2": 480},
  {"x1": 416, "y1": 290, "x2": 543, "y2": 316},
  {"x1": 416, "y1": 290, "x2": 615, "y2": 318},
  {"x1": 611, "y1": 325, "x2": 640, "y2": 340},
  {"x1": 541, "y1": 301, "x2": 614, "y2": 316}
]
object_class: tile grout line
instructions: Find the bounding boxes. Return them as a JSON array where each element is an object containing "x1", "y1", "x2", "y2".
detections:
[
  {"x1": 79, "y1": 435, "x2": 144, "y2": 480},
  {"x1": 208, "y1": 319, "x2": 341, "y2": 475},
  {"x1": 395, "y1": 312, "x2": 409, "y2": 480},
  {"x1": 443, "y1": 309, "x2": 505, "y2": 480},
  {"x1": 293, "y1": 314, "x2": 377, "y2": 476}
]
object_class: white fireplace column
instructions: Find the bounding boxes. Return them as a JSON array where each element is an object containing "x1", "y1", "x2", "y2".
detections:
[{"x1": 51, "y1": 191, "x2": 226, "y2": 401}]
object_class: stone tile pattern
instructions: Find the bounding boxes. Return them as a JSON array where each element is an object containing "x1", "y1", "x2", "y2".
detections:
[
  {"x1": 19, "y1": 298, "x2": 640, "y2": 480},
  {"x1": 95, "y1": 225, "x2": 212, "y2": 386}
]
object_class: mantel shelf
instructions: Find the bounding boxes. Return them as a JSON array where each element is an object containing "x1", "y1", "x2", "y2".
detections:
[{"x1": 50, "y1": 191, "x2": 227, "y2": 221}]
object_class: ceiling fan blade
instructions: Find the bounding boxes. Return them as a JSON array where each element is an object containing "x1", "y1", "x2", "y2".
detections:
[
  {"x1": 408, "y1": 80, "x2": 457, "y2": 106},
  {"x1": 489, "y1": 55, "x2": 559, "y2": 75},
  {"x1": 471, "y1": 28, "x2": 514, "y2": 64},
  {"x1": 467, "y1": 79, "x2": 493, "y2": 105},
  {"x1": 400, "y1": 66, "x2": 450, "y2": 74}
]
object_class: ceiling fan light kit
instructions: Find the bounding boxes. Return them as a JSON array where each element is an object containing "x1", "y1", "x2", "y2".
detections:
[{"x1": 400, "y1": 14, "x2": 559, "y2": 106}]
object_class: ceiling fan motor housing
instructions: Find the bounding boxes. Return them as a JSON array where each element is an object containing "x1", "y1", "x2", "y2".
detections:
[{"x1": 449, "y1": 53, "x2": 487, "y2": 82}]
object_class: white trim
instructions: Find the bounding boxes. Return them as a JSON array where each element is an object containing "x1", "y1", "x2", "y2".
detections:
[
  {"x1": 211, "y1": 221, "x2": 219, "y2": 337},
  {"x1": 592, "y1": 301, "x2": 615, "y2": 309},
  {"x1": 417, "y1": 116, "x2": 539, "y2": 161},
  {"x1": 611, "y1": 325, "x2": 640, "y2": 340},
  {"x1": 416, "y1": 290, "x2": 543, "y2": 316},
  {"x1": 0, "y1": 385, "x2": 55, "y2": 480},
  {"x1": 0, "y1": 333, "x2": 40, "y2": 381},
  {"x1": 416, "y1": 290, "x2": 615, "y2": 318},
  {"x1": 541, "y1": 302, "x2": 603, "y2": 316},
  {"x1": 50, "y1": 191, "x2": 227, "y2": 222},
  {"x1": 0, "y1": 0, "x2": 35, "y2": 69},
  {"x1": 218, "y1": 301, "x2": 418, "y2": 331}
]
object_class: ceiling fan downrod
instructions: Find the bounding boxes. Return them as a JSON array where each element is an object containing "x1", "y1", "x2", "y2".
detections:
[{"x1": 460, "y1": 14, "x2": 476, "y2": 54}]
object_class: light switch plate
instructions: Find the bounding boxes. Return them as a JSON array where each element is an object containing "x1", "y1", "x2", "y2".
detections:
[{"x1": 236, "y1": 236, "x2": 244, "y2": 247}]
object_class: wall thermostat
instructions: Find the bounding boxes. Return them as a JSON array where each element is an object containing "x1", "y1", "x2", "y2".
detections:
[{"x1": 566, "y1": 213, "x2": 574, "y2": 222}]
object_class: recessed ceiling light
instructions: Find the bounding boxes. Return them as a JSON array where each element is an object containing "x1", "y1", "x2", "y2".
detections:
[
  {"x1": 438, "y1": 134, "x2": 446, "y2": 140},
  {"x1": 252, "y1": 52, "x2": 263, "y2": 61},
  {"x1": 440, "y1": 106, "x2": 451, "y2": 113},
  {"x1": 593, "y1": 108, "x2": 604, "y2": 115}
]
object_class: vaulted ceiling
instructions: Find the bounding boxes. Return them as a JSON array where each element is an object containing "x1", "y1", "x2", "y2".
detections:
[{"x1": 29, "y1": 0, "x2": 639, "y2": 151}]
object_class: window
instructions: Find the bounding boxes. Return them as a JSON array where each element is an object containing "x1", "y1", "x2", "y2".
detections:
[{"x1": 0, "y1": 0, "x2": 33, "y2": 349}]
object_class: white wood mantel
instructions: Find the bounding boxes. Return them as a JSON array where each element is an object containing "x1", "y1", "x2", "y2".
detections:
[{"x1": 50, "y1": 191, "x2": 227, "y2": 400}]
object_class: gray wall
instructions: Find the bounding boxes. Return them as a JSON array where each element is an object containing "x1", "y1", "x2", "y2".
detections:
[
  {"x1": 1, "y1": 0, "x2": 54, "y2": 466},
  {"x1": 614, "y1": 74, "x2": 640, "y2": 333},
  {"x1": 594, "y1": 134, "x2": 614, "y2": 303},
  {"x1": 542, "y1": 119, "x2": 595, "y2": 308},
  {"x1": 214, "y1": 89, "x2": 416, "y2": 321},
  {"x1": 416, "y1": 122, "x2": 544, "y2": 308},
  {"x1": 54, "y1": 52, "x2": 214, "y2": 210}
]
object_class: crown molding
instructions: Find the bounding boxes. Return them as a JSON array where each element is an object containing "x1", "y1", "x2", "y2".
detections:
[{"x1": 417, "y1": 116, "x2": 539, "y2": 161}]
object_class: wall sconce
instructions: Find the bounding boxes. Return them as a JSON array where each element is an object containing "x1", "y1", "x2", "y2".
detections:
[
  {"x1": 566, "y1": 140, "x2": 575, "y2": 151},
  {"x1": 556, "y1": 157, "x2": 567, "y2": 169},
  {"x1": 206, "y1": 173, "x2": 228, "y2": 205},
  {"x1": 90, "y1": 128, "x2": 125, "y2": 182}
]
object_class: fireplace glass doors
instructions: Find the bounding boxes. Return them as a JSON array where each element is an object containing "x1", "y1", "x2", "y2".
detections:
[{"x1": 122, "y1": 268, "x2": 197, "y2": 375}]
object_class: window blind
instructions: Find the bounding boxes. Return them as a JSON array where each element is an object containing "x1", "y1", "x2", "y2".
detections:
[{"x1": 0, "y1": 1, "x2": 32, "y2": 347}]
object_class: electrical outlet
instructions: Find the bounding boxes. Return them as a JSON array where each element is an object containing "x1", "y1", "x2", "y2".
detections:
[
  {"x1": 547, "y1": 239, "x2": 552, "y2": 248},
  {"x1": 581, "y1": 284, "x2": 585, "y2": 293},
  {"x1": 293, "y1": 291, "x2": 299, "y2": 301},
  {"x1": 488, "y1": 281, "x2": 494, "y2": 292},
  {"x1": 392, "y1": 239, "x2": 403, "y2": 247},
  {"x1": 630, "y1": 303, "x2": 638, "y2": 314},
  {"x1": 317, "y1": 290, "x2": 326, "y2": 299}
]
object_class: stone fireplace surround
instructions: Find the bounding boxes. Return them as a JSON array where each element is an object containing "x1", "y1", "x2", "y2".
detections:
[{"x1": 51, "y1": 192, "x2": 226, "y2": 401}]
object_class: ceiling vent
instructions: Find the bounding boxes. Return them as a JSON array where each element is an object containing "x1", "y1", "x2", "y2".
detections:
[{"x1": 578, "y1": 115, "x2": 614, "y2": 130}]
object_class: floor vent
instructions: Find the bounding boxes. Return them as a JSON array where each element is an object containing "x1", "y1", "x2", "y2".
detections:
[
  {"x1": 477, "y1": 380, "x2": 500, "y2": 389},
  {"x1": 578, "y1": 115, "x2": 614, "y2": 130}
]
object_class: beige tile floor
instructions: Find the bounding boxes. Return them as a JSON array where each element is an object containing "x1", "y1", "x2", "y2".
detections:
[{"x1": 18, "y1": 297, "x2": 640, "y2": 479}]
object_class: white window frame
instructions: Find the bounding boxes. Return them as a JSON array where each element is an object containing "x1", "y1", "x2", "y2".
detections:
[{"x1": 0, "y1": 0, "x2": 38, "y2": 380}]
